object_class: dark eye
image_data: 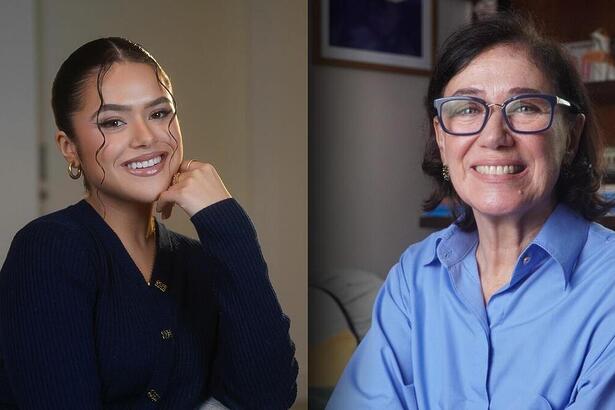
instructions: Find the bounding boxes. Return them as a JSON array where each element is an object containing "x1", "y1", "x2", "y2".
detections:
[
  {"x1": 448, "y1": 102, "x2": 483, "y2": 117},
  {"x1": 151, "y1": 109, "x2": 172, "y2": 120},
  {"x1": 507, "y1": 98, "x2": 549, "y2": 115},
  {"x1": 99, "y1": 119, "x2": 126, "y2": 129},
  {"x1": 459, "y1": 105, "x2": 480, "y2": 115},
  {"x1": 513, "y1": 104, "x2": 538, "y2": 113}
]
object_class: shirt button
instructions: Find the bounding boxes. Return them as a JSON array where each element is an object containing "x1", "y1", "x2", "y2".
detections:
[
  {"x1": 161, "y1": 329, "x2": 173, "y2": 340},
  {"x1": 523, "y1": 255, "x2": 531, "y2": 264},
  {"x1": 147, "y1": 389, "x2": 160, "y2": 402}
]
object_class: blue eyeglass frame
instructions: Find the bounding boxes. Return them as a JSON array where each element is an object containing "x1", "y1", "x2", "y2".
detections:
[{"x1": 432, "y1": 93, "x2": 581, "y2": 136}]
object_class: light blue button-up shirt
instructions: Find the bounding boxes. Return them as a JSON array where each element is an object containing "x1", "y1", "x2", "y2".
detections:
[{"x1": 327, "y1": 204, "x2": 615, "y2": 409}]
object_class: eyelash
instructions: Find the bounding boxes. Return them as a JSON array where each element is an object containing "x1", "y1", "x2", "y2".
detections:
[
  {"x1": 99, "y1": 119, "x2": 125, "y2": 129},
  {"x1": 150, "y1": 109, "x2": 172, "y2": 120},
  {"x1": 97, "y1": 109, "x2": 173, "y2": 129}
]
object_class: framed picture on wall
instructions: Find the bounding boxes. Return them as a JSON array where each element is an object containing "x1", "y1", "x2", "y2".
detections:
[{"x1": 314, "y1": 0, "x2": 436, "y2": 75}]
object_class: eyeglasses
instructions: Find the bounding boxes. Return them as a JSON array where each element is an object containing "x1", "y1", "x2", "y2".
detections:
[{"x1": 433, "y1": 93, "x2": 580, "y2": 136}]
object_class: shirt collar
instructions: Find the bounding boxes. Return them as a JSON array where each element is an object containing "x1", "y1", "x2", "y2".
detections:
[
  {"x1": 423, "y1": 203, "x2": 589, "y2": 286},
  {"x1": 530, "y1": 203, "x2": 589, "y2": 286},
  {"x1": 422, "y1": 223, "x2": 477, "y2": 268}
]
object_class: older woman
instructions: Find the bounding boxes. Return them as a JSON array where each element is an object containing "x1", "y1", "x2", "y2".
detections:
[
  {"x1": 0, "y1": 37, "x2": 297, "y2": 409},
  {"x1": 327, "y1": 14, "x2": 615, "y2": 410}
]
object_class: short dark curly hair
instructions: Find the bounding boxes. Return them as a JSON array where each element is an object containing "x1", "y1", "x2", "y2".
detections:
[{"x1": 422, "y1": 12, "x2": 613, "y2": 231}]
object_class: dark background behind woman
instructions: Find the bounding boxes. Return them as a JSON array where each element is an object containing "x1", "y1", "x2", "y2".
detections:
[{"x1": 309, "y1": 0, "x2": 615, "y2": 404}]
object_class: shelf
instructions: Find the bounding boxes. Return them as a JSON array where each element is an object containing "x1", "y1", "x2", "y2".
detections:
[
  {"x1": 420, "y1": 215, "x2": 615, "y2": 230},
  {"x1": 510, "y1": 0, "x2": 615, "y2": 44}
]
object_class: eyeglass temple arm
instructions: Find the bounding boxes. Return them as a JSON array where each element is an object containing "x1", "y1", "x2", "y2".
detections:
[{"x1": 556, "y1": 96, "x2": 581, "y2": 113}]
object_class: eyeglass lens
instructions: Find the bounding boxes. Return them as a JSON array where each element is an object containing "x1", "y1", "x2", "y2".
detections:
[{"x1": 440, "y1": 97, "x2": 553, "y2": 135}]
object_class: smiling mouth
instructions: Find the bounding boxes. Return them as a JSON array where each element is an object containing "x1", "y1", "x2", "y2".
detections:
[
  {"x1": 126, "y1": 155, "x2": 164, "y2": 170},
  {"x1": 474, "y1": 165, "x2": 525, "y2": 175}
]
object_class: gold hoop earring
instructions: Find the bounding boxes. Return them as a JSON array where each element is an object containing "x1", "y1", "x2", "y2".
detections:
[
  {"x1": 68, "y1": 162, "x2": 82, "y2": 180},
  {"x1": 442, "y1": 164, "x2": 450, "y2": 182}
]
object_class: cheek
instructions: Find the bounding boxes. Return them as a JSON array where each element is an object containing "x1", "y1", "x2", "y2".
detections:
[
  {"x1": 537, "y1": 139, "x2": 565, "y2": 173},
  {"x1": 161, "y1": 120, "x2": 182, "y2": 148},
  {"x1": 74, "y1": 131, "x2": 106, "y2": 166},
  {"x1": 84, "y1": 142, "x2": 119, "y2": 179},
  {"x1": 170, "y1": 127, "x2": 183, "y2": 149},
  {"x1": 445, "y1": 137, "x2": 473, "y2": 166},
  {"x1": 549, "y1": 118, "x2": 571, "y2": 159},
  {"x1": 168, "y1": 132, "x2": 184, "y2": 172},
  {"x1": 80, "y1": 126, "x2": 129, "y2": 164}
]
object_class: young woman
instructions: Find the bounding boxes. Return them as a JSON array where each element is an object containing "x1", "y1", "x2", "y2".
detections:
[{"x1": 0, "y1": 37, "x2": 297, "y2": 409}]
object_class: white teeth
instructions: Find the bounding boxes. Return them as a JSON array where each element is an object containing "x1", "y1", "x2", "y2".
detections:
[
  {"x1": 127, "y1": 155, "x2": 162, "y2": 170},
  {"x1": 475, "y1": 165, "x2": 523, "y2": 175}
]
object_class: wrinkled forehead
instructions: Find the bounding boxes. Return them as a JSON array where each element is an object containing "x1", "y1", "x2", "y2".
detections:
[{"x1": 443, "y1": 44, "x2": 553, "y2": 98}]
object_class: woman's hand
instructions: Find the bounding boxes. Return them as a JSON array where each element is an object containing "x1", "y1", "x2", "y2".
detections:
[{"x1": 156, "y1": 160, "x2": 231, "y2": 219}]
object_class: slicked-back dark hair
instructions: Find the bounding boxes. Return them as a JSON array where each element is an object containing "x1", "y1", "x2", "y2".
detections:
[
  {"x1": 422, "y1": 12, "x2": 613, "y2": 231},
  {"x1": 52, "y1": 37, "x2": 178, "y2": 194}
]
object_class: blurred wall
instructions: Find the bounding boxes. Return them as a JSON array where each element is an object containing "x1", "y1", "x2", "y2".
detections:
[
  {"x1": 4, "y1": 0, "x2": 307, "y2": 405},
  {"x1": 309, "y1": 0, "x2": 472, "y2": 279},
  {"x1": 0, "y1": 1, "x2": 38, "y2": 264},
  {"x1": 247, "y1": 2, "x2": 308, "y2": 404}
]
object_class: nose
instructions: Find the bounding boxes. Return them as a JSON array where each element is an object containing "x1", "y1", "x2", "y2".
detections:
[
  {"x1": 130, "y1": 117, "x2": 156, "y2": 147},
  {"x1": 477, "y1": 105, "x2": 514, "y2": 149}
]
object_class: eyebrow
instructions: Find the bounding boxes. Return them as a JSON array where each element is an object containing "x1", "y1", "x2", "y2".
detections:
[
  {"x1": 450, "y1": 87, "x2": 544, "y2": 98},
  {"x1": 451, "y1": 88, "x2": 482, "y2": 97},
  {"x1": 90, "y1": 96, "x2": 173, "y2": 121}
]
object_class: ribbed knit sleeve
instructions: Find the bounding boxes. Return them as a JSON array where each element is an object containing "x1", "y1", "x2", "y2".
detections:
[
  {"x1": 189, "y1": 199, "x2": 298, "y2": 409},
  {"x1": 0, "y1": 221, "x2": 102, "y2": 410}
]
